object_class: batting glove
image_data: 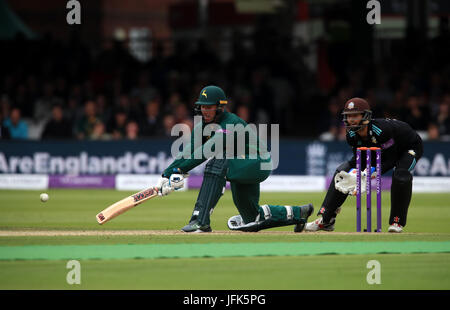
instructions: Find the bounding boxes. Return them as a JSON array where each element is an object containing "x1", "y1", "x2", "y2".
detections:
[
  {"x1": 169, "y1": 174, "x2": 185, "y2": 191},
  {"x1": 156, "y1": 177, "x2": 172, "y2": 196}
]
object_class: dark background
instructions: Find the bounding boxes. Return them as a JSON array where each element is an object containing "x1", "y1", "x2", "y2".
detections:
[{"x1": 1, "y1": 0, "x2": 449, "y2": 141}]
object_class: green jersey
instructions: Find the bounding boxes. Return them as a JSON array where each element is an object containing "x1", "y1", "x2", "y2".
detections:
[{"x1": 163, "y1": 111, "x2": 272, "y2": 179}]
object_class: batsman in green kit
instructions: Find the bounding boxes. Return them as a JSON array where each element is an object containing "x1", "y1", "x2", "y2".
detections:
[{"x1": 156, "y1": 86, "x2": 313, "y2": 232}]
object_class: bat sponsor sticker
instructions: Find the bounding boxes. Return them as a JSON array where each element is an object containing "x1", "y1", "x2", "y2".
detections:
[{"x1": 133, "y1": 188, "x2": 156, "y2": 203}]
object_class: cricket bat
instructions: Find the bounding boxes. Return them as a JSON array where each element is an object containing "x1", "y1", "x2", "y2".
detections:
[{"x1": 96, "y1": 187, "x2": 159, "y2": 224}]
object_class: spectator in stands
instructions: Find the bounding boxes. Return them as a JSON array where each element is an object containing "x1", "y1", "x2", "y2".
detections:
[
  {"x1": 65, "y1": 97, "x2": 81, "y2": 124},
  {"x1": 435, "y1": 94, "x2": 450, "y2": 138},
  {"x1": 0, "y1": 124, "x2": 11, "y2": 139},
  {"x1": 130, "y1": 70, "x2": 159, "y2": 105},
  {"x1": 0, "y1": 109, "x2": 11, "y2": 139},
  {"x1": 26, "y1": 76, "x2": 40, "y2": 109},
  {"x1": 41, "y1": 104, "x2": 73, "y2": 139},
  {"x1": 337, "y1": 124, "x2": 347, "y2": 141},
  {"x1": 140, "y1": 99, "x2": 164, "y2": 137},
  {"x1": 68, "y1": 84, "x2": 84, "y2": 109},
  {"x1": 403, "y1": 95, "x2": 430, "y2": 131},
  {"x1": 126, "y1": 121, "x2": 139, "y2": 140},
  {"x1": 108, "y1": 108, "x2": 128, "y2": 139},
  {"x1": 162, "y1": 114, "x2": 176, "y2": 137},
  {"x1": 427, "y1": 123, "x2": 440, "y2": 140},
  {"x1": 385, "y1": 89, "x2": 407, "y2": 120},
  {"x1": 165, "y1": 92, "x2": 184, "y2": 115},
  {"x1": 373, "y1": 73, "x2": 393, "y2": 107},
  {"x1": 34, "y1": 81, "x2": 64, "y2": 124},
  {"x1": 116, "y1": 94, "x2": 131, "y2": 114},
  {"x1": 74, "y1": 101, "x2": 101, "y2": 140},
  {"x1": 14, "y1": 83, "x2": 32, "y2": 118},
  {"x1": 236, "y1": 105, "x2": 250, "y2": 123},
  {"x1": 429, "y1": 72, "x2": 443, "y2": 111},
  {"x1": 173, "y1": 100, "x2": 193, "y2": 131},
  {"x1": 0, "y1": 95, "x2": 11, "y2": 120},
  {"x1": 173, "y1": 103, "x2": 190, "y2": 124},
  {"x1": 318, "y1": 100, "x2": 342, "y2": 141},
  {"x1": 95, "y1": 94, "x2": 111, "y2": 123},
  {"x1": 179, "y1": 117, "x2": 193, "y2": 131},
  {"x1": 116, "y1": 94, "x2": 141, "y2": 121},
  {"x1": 3, "y1": 107, "x2": 28, "y2": 139},
  {"x1": 233, "y1": 89, "x2": 252, "y2": 120},
  {"x1": 90, "y1": 121, "x2": 111, "y2": 140},
  {"x1": 55, "y1": 77, "x2": 69, "y2": 99}
]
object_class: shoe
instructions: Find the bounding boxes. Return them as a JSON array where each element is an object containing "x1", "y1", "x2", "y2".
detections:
[
  {"x1": 388, "y1": 223, "x2": 403, "y2": 233},
  {"x1": 227, "y1": 215, "x2": 260, "y2": 232},
  {"x1": 227, "y1": 215, "x2": 243, "y2": 229},
  {"x1": 294, "y1": 204, "x2": 314, "y2": 233},
  {"x1": 304, "y1": 217, "x2": 335, "y2": 232},
  {"x1": 181, "y1": 220, "x2": 212, "y2": 233}
]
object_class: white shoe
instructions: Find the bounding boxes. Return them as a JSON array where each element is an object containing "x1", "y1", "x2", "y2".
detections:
[
  {"x1": 388, "y1": 223, "x2": 403, "y2": 233},
  {"x1": 305, "y1": 217, "x2": 335, "y2": 232}
]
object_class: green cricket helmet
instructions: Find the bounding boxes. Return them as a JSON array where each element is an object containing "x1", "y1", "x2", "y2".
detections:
[
  {"x1": 342, "y1": 97, "x2": 372, "y2": 132},
  {"x1": 194, "y1": 85, "x2": 228, "y2": 122}
]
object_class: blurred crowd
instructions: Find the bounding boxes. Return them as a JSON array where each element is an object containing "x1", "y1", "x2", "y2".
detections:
[
  {"x1": 317, "y1": 17, "x2": 450, "y2": 142},
  {"x1": 318, "y1": 72, "x2": 450, "y2": 142},
  {"x1": 0, "y1": 33, "x2": 204, "y2": 141},
  {"x1": 1, "y1": 30, "x2": 303, "y2": 141},
  {"x1": 1, "y1": 20, "x2": 450, "y2": 141}
]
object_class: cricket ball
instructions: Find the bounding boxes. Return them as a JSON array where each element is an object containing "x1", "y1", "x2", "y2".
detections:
[{"x1": 40, "y1": 193, "x2": 49, "y2": 202}]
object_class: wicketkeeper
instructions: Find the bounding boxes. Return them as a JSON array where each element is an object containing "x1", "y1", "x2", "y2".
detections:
[
  {"x1": 305, "y1": 98, "x2": 423, "y2": 233},
  {"x1": 156, "y1": 85, "x2": 314, "y2": 233}
]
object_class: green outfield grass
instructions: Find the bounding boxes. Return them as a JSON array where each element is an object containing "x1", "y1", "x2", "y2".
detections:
[
  {"x1": 0, "y1": 189, "x2": 450, "y2": 290},
  {"x1": 1, "y1": 254, "x2": 449, "y2": 290},
  {"x1": 1, "y1": 189, "x2": 450, "y2": 233}
]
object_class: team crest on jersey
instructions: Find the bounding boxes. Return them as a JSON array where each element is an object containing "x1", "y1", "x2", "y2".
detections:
[
  {"x1": 371, "y1": 136, "x2": 377, "y2": 144},
  {"x1": 408, "y1": 150, "x2": 416, "y2": 156},
  {"x1": 348, "y1": 102, "x2": 354, "y2": 109}
]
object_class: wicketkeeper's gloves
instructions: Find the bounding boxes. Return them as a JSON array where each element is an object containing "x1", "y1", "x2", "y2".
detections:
[{"x1": 334, "y1": 167, "x2": 377, "y2": 196}]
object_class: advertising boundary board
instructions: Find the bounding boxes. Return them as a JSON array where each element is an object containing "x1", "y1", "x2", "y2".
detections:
[{"x1": 0, "y1": 174, "x2": 449, "y2": 192}]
